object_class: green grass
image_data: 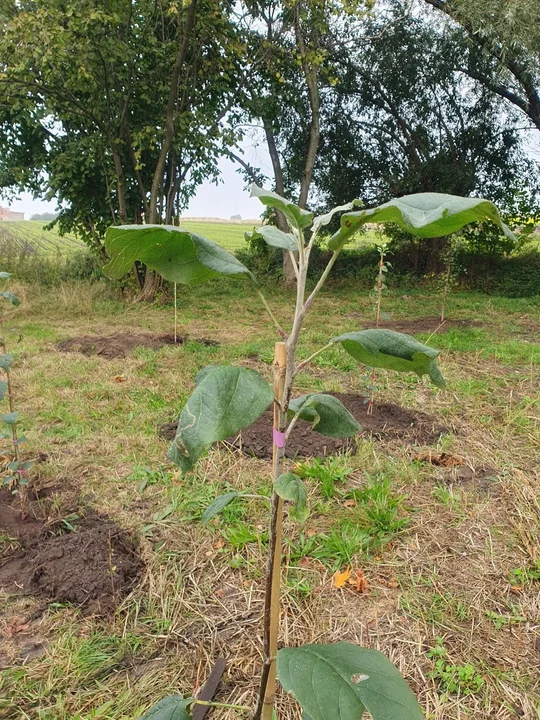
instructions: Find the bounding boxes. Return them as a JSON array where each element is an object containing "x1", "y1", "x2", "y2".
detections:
[
  {"x1": 178, "y1": 220, "x2": 258, "y2": 250},
  {"x1": 1, "y1": 281, "x2": 539, "y2": 720}
]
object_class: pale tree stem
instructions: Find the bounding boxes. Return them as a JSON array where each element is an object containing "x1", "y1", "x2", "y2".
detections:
[
  {"x1": 255, "y1": 287, "x2": 287, "y2": 340},
  {"x1": 369, "y1": 248, "x2": 385, "y2": 415}
]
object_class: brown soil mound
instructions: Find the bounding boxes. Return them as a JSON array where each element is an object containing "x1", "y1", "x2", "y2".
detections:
[
  {"x1": 159, "y1": 392, "x2": 447, "y2": 458},
  {"x1": 0, "y1": 491, "x2": 142, "y2": 615},
  {"x1": 56, "y1": 332, "x2": 218, "y2": 359}
]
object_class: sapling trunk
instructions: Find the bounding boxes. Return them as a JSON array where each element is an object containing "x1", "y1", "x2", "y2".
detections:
[
  {"x1": 368, "y1": 247, "x2": 385, "y2": 415},
  {"x1": 440, "y1": 257, "x2": 452, "y2": 324},
  {"x1": 174, "y1": 282, "x2": 178, "y2": 343}
]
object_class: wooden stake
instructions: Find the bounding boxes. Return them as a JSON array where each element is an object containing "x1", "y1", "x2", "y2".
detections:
[{"x1": 255, "y1": 341, "x2": 287, "y2": 720}]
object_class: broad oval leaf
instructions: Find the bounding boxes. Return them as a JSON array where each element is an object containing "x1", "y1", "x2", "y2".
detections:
[
  {"x1": 252, "y1": 225, "x2": 298, "y2": 251},
  {"x1": 333, "y1": 329, "x2": 445, "y2": 387},
  {"x1": 250, "y1": 184, "x2": 313, "y2": 230},
  {"x1": 312, "y1": 200, "x2": 362, "y2": 234},
  {"x1": 275, "y1": 473, "x2": 309, "y2": 522},
  {"x1": 104, "y1": 225, "x2": 254, "y2": 285},
  {"x1": 201, "y1": 491, "x2": 240, "y2": 523},
  {"x1": 0, "y1": 272, "x2": 12, "y2": 279},
  {"x1": 2, "y1": 411, "x2": 18, "y2": 425},
  {"x1": 0, "y1": 354, "x2": 13, "y2": 371},
  {"x1": 288, "y1": 394, "x2": 361, "y2": 438},
  {"x1": 277, "y1": 642, "x2": 423, "y2": 720},
  {"x1": 329, "y1": 193, "x2": 515, "y2": 251},
  {"x1": 140, "y1": 695, "x2": 192, "y2": 720},
  {"x1": 167, "y1": 366, "x2": 273, "y2": 473},
  {"x1": 0, "y1": 291, "x2": 20, "y2": 306},
  {"x1": 0, "y1": 380, "x2": 7, "y2": 401}
]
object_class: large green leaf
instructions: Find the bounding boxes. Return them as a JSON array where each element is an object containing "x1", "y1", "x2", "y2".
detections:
[
  {"x1": 288, "y1": 394, "x2": 361, "y2": 438},
  {"x1": 0, "y1": 291, "x2": 20, "y2": 306},
  {"x1": 167, "y1": 366, "x2": 273, "y2": 472},
  {"x1": 277, "y1": 643, "x2": 423, "y2": 720},
  {"x1": 0, "y1": 272, "x2": 12, "y2": 279},
  {"x1": 329, "y1": 193, "x2": 515, "y2": 251},
  {"x1": 201, "y1": 491, "x2": 240, "y2": 523},
  {"x1": 0, "y1": 354, "x2": 12, "y2": 371},
  {"x1": 103, "y1": 225, "x2": 254, "y2": 285},
  {"x1": 275, "y1": 473, "x2": 309, "y2": 522},
  {"x1": 312, "y1": 200, "x2": 362, "y2": 233},
  {"x1": 250, "y1": 184, "x2": 313, "y2": 229},
  {"x1": 140, "y1": 695, "x2": 192, "y2": 720},
  {"x1": 333, "y1": 329, "x2": 445, "y2": 387},
  {"x1": 252, "y1": 225, "x2": 298, "y2": 251},
  {"x1": 2, "y1": 411, "x2": 18, "y2": 425}
]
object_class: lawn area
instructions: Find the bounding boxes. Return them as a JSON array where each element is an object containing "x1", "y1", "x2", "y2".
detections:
[{"x1": 0, "y1": 279, "x2": 539, "y2": 720}]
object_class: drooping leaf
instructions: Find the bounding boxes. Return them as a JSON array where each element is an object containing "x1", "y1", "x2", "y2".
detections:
[
  {"x1": 0, "y1": 291, "x2": 20, "y2": 306},
  {"x1": 275, "y1": 473, "x2": 309, "y2": 522},
  {"x1": 288, "y1": 394, "x2": 361, "y2": 438},
  {"x1": 104, "y1": 225, "x2": 254, "y2": 285},
  {"x1": 329, "y1": 193, "x2": 515, "y2": 251},
  {"x1": 0, "y1": 381, "x2": 7, "y2": 401},
  {"x1": 0, "y1": 354, "x2": 13, "y2": 370},
  {"x1": 0, "y1": 272, "x2": 12, "y2": 279},
  {"x1": 250, "y1": 184, "x2": 313, "y2": 229},
  {"x1": 333, "y1": 329, "x2": 445, "y2": 387},
  {"x1": 2, "y1": 412, "x2": 18, "y2": 425},
  {"x1": 167, "y1": 366, "x2": 273, "y2": 472},
  {"x1": 140, "y1": 695, "x2": 192, "y2": 720},
  {"x1": 312, "y1": 200, "x2": 362, "y2": 233},
  {"x1": 252, "y1": 225, "x2": 298, "y2": 251},
  {"x1": 201, "y1": 491, "x2": 240, "y2": 523},
  {"x1": 277, "y1": 642, "x2": 423, "y2": 720}
]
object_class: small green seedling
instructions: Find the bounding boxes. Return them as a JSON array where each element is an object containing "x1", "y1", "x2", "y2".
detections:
[
  {"x1": 427, "y1": 638, "x2": 485, "y2": 696},
  {"x1": 105, "y1": 187, "x2": 513, "y2": 720},
  {"x1": 0, "y1": 272, "x2": 31, "y2": 513}
]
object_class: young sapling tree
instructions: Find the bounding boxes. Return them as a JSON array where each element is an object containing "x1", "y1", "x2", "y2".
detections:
[
  {"x1": 105, "y1": 188, "x2": 514, "y2": 720},
  {"x1": 0, "y1": 272, "x2": 31, "y2": 514},
  {"x1": 367, "y1": 239, "x2": 391, "y2": 414}
]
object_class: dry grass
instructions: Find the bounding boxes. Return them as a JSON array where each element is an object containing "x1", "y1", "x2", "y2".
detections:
[{"x1": 0, "y1": 280, "x2": 539, "y2": 720}]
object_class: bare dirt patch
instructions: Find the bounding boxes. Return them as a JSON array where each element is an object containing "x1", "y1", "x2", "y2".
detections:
[
  {"x1": 56, "y1": 332, "x2": 218, "y2": 359},
  {"x1": 0, "y1": 490, "x2": 142, "y2": 615},
  {"x1": 159, "y1": 392, "x2": 447, "y2": 458},
  {"x1": 349, "y1": 316, "x2": 484, "y2": 335}
]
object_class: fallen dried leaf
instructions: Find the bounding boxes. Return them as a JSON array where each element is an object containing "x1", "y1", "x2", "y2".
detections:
[
  {"x1": 213, "y1": 539, "x2": 225, "y2": 550},
  {"x1": 343, "y1": 499, "x2": 356, "y2": 508},
  {"x1": 333, "y1": 568, "x2": 351, "y2": 588},
  {"x1": 113, "y1": 375, "x2": 125, "y2": 383},
  {"x1": 347, "y1": 569, "x2": 369, "y2": 593}
]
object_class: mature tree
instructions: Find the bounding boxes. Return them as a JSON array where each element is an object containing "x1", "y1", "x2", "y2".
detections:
[
  {"x1": 423, "y1": 0, "x2": 540, "y2": 133},
  {"x1": 0, "y1": 0, "x2": 244, "y2": 298}
]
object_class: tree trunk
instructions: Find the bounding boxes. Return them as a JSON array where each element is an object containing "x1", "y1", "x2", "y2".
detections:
[
  {"x1": 424, "y1": 236, "x2": 449, "y2": 275},
  {"x1": 137, "y1": 267, "x2": 163, "y2": 303}
]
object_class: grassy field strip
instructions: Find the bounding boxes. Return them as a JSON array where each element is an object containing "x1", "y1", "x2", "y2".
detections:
[{"x1": 0, "y1": 221, "x2": 83, "y2": 256}]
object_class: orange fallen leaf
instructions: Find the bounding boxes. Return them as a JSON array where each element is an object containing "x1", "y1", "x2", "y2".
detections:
[
  {"x1": 213, "y1": 539, "x2": 225, "y2": 550},
  {"x1": 333, "y1": 568, "x2": 351, "y2": 588},
  {"x1": 114, "y1": 375, "x2": 125, "y2": 383},
  {"x1": 347, "y1": 569, "x2": 369, "y2": 593},
  {"x1": 509, "y1": 585, "x2": 523, "y2": 595},
  {"x1": 214, "y1": 589, "x2": 224, "y2": 599},
  {"x1": 343, "y1": 499, "x2": 355, "y2": 508},
  {"x1": 6, "y1": 617, "x2": 31, "y2": 637},
  {"x1": 385, "y1": 578, "x2": 399, "y2": 589}
]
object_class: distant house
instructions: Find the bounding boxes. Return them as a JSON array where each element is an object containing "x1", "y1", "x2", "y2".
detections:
[{"x1": 0, "y1": 207, "x2": 25, "y2": 221}]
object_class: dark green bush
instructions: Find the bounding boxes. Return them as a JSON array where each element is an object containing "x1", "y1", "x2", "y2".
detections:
[
  {"x1": 455, "y1": 250, "x2": 540, "y2": 297},
  {"x1": 0, "y1": 247, "x2": 106, "y2": 286}
]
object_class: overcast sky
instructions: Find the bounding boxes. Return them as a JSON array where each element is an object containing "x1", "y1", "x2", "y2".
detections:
[{"x1": 3, "y1": 128, "x2": 540, "y2": 220}]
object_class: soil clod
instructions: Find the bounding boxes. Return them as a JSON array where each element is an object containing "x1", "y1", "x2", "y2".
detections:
[
  {"x1": 56, "y1": 332, "x2": 218, "y2": 359},
  {"x1": 0, "y1": 491, "x2": 142, "y2": 616}
]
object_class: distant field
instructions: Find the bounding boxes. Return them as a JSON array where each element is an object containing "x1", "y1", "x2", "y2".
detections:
[
  {"x1": 178, "y1": 220, "x2": 257, "y2": 250},
  {"x1": 0, "y1": 221, "x2": 83, "y2": 256}
]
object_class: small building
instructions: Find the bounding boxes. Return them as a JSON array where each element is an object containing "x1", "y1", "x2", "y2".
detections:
[{"x1": 0, "y1": 207, "x2": 25, "y2": 221}]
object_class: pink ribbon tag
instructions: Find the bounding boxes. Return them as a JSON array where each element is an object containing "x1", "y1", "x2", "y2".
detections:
[{"x1": 273, "y1": 428, "x2": 286, "y2": 448}]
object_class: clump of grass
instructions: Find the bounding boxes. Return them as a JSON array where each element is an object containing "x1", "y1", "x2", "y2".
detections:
[
  {"x1": 295, "y1": 455, "x2": 352, "y2": 498},
  {"x1": 348, "y1": 475, "x2": 410, "y2": 542}
]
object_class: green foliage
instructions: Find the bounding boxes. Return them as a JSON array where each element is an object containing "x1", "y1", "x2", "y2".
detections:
[
  {"x1": 167, "y1": 365, "x2": 273, "y2": 472},
  {"x1": 427, "y1": 639, "x2": 484, "y2": 696},
  {"x1": 295, "y1": 456, "x2": 352, "y2": 499},
  {"x1": 277, "y1": 643, "x2": 423, "y2": 720},
  {"x1": 333, "y1": 329, "x2": 445, "y2": 387},
  {"x1": 329, "y1": 193, "x2": 514, "y2": 251},
  {"x1": 249, "y1": 226, "x2": 298, "y2": 252},
  {"x1": 201, "y1": 492, "x2": 240, "y2": 524},
  {"x1": 350, "y1": 477, "x2": 410, "y2": 542},
  {"x1": 288, "y1": 394, "x2": 361, "y2": 437},
  {"x1": 104, "y1": 225, "x2": 254, "y2": 285},
  {"x1": 140, "y1": 695, "x2": 192, "y2": 720},
  {"x1": 250, "y1": 184, "x2": 314, "y2": 230},
  {"x1": 454, "y1": 250, "x2": 540, "y2": 297},
  {"x1": 275, "y1": 473, "x2": 309, "y2": 522},
  {"x1": 508, "y1": 559, "x2": 540, "y2": 586}
]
